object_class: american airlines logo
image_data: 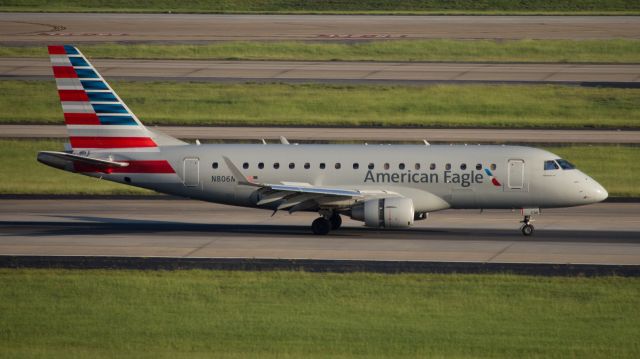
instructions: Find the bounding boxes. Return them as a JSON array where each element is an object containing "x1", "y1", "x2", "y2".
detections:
[{"x1": 364, "y1": 169, "x2": 499, "y2": 188}]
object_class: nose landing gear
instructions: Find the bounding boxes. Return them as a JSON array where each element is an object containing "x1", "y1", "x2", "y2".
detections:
[
  {"x1": 520, "y1": 215, "x2": 534, "y2": 236},
  {"x1": 519, "y1": 208, "x2": 539, "y2": 236}
]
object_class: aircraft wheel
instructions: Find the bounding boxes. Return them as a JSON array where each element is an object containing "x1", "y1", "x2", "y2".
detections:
[
  {"x1": 329, "y1": 213, "x2": 342, "y2": 230},
  {"x1": 312, "y1": 217, "x2": 331, "y2": 235},
  {"x1": 521, "y1": 224, "x2": 534, "y2": 236}
]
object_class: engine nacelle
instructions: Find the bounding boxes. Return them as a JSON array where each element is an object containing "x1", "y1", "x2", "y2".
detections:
[{"x1": 351, "y1": 197, "x2": 415, "y2": 228}]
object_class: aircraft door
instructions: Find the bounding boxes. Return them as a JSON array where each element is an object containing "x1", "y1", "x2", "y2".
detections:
[
  {"x1": 507, "y1": 159, "x2": 525, "y2": 189},
  {"x1": 183, "y1": 158, "x2": 200, "y2": 187}
]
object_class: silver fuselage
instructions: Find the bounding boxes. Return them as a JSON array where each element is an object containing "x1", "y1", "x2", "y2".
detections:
[{"x1": 84, "y1": 143, "x2": 608, "y2": 212}]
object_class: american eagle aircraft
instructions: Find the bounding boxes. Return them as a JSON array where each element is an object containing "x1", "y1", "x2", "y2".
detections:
[{"x1": 38, "y1": 45, "x2": 608, "y2": 235}]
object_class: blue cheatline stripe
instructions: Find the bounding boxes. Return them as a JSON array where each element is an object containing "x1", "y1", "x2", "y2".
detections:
[
  {"x1": 92, "y1": 103, "x2": 128, "y2": 114},
  {"x1": 69, "y1": 57, "x2": 89, "y2": 67},
  {"x1": 88, "y1": 92, "x2": 118, "y2": 102},
  {"x1": 81, "y1": 80, "x2": 108, "y2": 90},
  {"x1": 64, "y1": 45, "x2": 79, "y2": 55},
  {"x1": 74, "y1": 68, "x2": 99, "y2": 78},
  {"x1": 98, "y1": 115, "x2": 137, "y2": 126}
]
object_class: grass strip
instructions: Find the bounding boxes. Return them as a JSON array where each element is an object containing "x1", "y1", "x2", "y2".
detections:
[
  {"x1": 1, "y1": 269, "x2": 639, "y2": 358},
  {"x1": 1, "y1": 0, "x2": 639, "y2": 14},
  {"x1": 3, "y1": 81, "x2": 640, "y2": 129},
  {"x1": 3, "y1": 40, "x2": 640, "y2": 63},
  {"x1": 1, "y1": 139, "x2": 637, "y2": 196}
]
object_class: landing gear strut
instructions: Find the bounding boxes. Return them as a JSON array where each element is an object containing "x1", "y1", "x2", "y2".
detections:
[{"x1": 520, "y1": 215, "x2": 535, "y2": 236}]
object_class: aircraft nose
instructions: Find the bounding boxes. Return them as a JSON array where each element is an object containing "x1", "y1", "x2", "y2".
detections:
[{"x1": 591, "y1": 181, "x2": 608, "y2": 203}]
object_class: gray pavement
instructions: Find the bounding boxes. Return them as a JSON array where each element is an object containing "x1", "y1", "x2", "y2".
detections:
[
  {"x1": 1, "y1": 14, "x2": 639, "y2": 43},
  {"x1": 1, "y1": 199, "x2": 639, "y2": 265},
  {"x1": 2, "y1": 125, "x2": 639, "y2": 144},
  {"x1": 2, "y1": 58, "x2": 639, "y2": 85}
]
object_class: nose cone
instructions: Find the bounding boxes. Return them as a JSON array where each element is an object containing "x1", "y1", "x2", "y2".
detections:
[{"x1": 591, "y1": 181, "x2": 608, "y2": 203}]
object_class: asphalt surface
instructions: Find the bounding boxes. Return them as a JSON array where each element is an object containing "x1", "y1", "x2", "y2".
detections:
[
  {"x1": 2, "y1": 14, "x2": 639, "y2": 43},
  {"x1": 3, "y1": 58, "x2": 639, "y2": 86},
  {"x1": 1, "y1": 199, "x2": 639, "y2": 265},
  {"x1": 3, "y1": 125, "x2": 639, "y2": 144}
]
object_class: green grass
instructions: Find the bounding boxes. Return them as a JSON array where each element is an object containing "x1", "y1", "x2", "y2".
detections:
[
  {"x1": 4, "y1": 40, "x2": 640, "y2": 63},
  {"x1": 0, "y1": 269, "x2": 639, "y2": 358},
  {"x1": 3, "y1": 81, "x2": 640, "y2": 128},
  {"x1": 2, "y1": 0, "x2": 639, "y2": 14},
  {"x1": 1, "y1": 139, "x2": 638, "y2": 196}
]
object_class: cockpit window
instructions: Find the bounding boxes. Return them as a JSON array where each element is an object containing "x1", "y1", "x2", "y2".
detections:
[
  {"x1": 556, "y1": 159, "x2": 576, "y2": 170},
  {"x1": 544, "y1": 160, "x2": 559, "y2": 171}
]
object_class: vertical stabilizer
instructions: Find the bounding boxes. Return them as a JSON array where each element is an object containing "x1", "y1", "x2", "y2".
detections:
[{"x1": 49, "y1": 45, "x2": 166, "y2": 152}]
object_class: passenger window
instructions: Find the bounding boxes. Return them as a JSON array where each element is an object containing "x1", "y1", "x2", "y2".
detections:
[
  {"x1": 556, "y1": 159, "x2": 576, "y2": 170},
  {"x1": 289, "y1": 162, "x2": 295, "y2": 169},
  {"x1": 430, "y1": 163, "x2": 436, "y2": 170},
  {"x1": 491, "y1": 164, "x2": 497, "y2": 171},
  {"x1": 304, "y1": 162, "x2": 310, "y2": 169},
  {"x1": 320, "y1": 163, "x2": 326, "y2": 169},
  {"x1": 399, "y1": 163, "x2": 405, "y2": 170},
  {"x1": 353, "y1": 163, "x2": 359, "y2": 170},
  {"x1": 274, "y1": 162, "x2": 280, "y2": 169},
  {"x1": 476, "y1": 164, "x2": 482, "y2": 170},
  {"x1": 460, "y1": 163, "x2": 467, "y2": 170},
  {"x1": 243, "y1": 162, "x2": 249, "y2": 169},
  {"x1": 212, "y1": 162, "x2": 218, "y2": 169},
  {"x1": 415, "y1": 163, "x2": 420, "y2": 170},
  {"x1": 544, "y1": 160, "x2": 559, "y2": 171},
  {"x1": 335, "y1": 163, "x2": 341, "y2": 169},
  {"x1": 368, "y1": 163, "x2": 374, "y2": 170},
  {"x1": 258, "y1": 162, "x2": 264, "y2": 169},
  {"x1": 445, "y1": 163, "x2": 451, "y2": 170},
  {"x1": 384, "y1": 163, "x2": 390, "y2": 170}
]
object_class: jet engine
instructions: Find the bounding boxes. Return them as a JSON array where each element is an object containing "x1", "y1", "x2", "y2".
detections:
[{"x1": 350, "y1": 197, "x2": 414, "y2": 228}]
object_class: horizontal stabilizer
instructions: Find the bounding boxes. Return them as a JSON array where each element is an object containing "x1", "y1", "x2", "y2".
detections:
[{"x1": 37, "y1": 151, "x2": 129, "y2": 172}]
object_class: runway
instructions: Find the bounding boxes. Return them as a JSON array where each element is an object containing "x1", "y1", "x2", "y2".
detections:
[
  {"x1": 3, "y1": 58, "x2": 639, "y2": 86},
  {"x1": 3, "y1": 125, "x2": 639, "y2": 144},
  {"x1": 1, "y1": 199, "x2": 639, "y2": 265},
  {"x1": 2, "y1": 14, "x2": 639, "y2": 44}
]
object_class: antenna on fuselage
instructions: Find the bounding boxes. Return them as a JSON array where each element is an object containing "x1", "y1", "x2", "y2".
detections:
[
  {"x1": 423, "y1": 139, "x2": 430, "y2": 146},
  {"x1": 195, "y1": 139, "x2": 201, "y2": 145},
  {"x1": 261, "y1": 139, "x2": 267, "y2": 145},
  {"x1": 280, "y1": 136, "x2": 290, "y2": 145}
]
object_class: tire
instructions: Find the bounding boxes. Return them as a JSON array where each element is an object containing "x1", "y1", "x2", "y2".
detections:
[
  {"x1": 521, "y1": 224, "x2": 534, "y2": 236},
  {"x1": 329, "y1": 213, "x2": 342, "y2": 230},
  {"x1": 312, "y1": 217, "x2": 331, "y2": 235}
]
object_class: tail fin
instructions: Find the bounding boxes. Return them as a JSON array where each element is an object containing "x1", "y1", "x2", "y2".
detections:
[{"x1": 48, "y1": 45, "x2": 183, "y2": 152}]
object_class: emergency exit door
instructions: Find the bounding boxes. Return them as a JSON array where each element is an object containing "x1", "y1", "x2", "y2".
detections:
[
  {"x1": 507, "y1": 159, "x2": 524, "y2": 189},
  {"x1": 183, "y1": 158, "x2": 199, "y2": 187}
]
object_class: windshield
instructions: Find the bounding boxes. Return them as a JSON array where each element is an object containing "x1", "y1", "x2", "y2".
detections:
[
  {"x1": 555, "y1": 159, "x2": 576, "y2": 170},
  {"x1": 544, "y1": 160, "x2": 559, "y2": 170}
]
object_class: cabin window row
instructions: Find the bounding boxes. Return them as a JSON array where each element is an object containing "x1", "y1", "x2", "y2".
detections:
[{"x1": 212, "y1": 162, "x2": 498, "y2": 171}]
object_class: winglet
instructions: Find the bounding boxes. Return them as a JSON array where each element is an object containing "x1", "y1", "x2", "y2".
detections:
[{"x1": 222, "y1": 156, "x2": 260, "y2": 187}]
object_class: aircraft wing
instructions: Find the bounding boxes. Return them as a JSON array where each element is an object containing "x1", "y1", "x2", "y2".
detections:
[{"x1": 223, "y1": 156, "x2": 369, "y2": 212}]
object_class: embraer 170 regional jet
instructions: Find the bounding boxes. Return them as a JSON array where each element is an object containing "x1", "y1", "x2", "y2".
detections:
[{"x1": 38, "y1": 45, "x2": 608, "y2": 235}]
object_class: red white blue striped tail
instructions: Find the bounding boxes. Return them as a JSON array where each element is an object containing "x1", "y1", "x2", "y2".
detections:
[{"x1": 49, "y1": 45, "x2": 157, "y2": 152}]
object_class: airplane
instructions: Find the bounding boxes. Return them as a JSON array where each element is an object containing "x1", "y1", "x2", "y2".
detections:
[{"x1": 38, "y1": 45, "x2": 608, "y2": 236}]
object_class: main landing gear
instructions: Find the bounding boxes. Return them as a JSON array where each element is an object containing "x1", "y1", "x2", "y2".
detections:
[{"x1": 311, "y1": 211, "x2": 342, "y2": 235}]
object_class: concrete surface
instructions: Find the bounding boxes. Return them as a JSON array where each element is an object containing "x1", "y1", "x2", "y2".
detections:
[
  {"x1": 1, "y1": 199, "x2": 638, "y2": 265},
  {"x1": 2, "y1": 14, "x2": 639, "y2": 43}
]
